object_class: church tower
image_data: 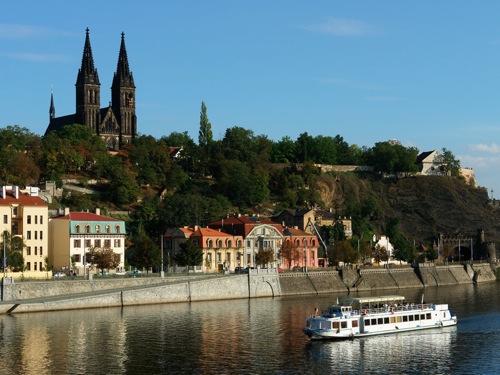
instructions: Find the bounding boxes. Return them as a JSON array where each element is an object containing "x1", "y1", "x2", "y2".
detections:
[
  {"x1": 75, "y1": 28, "x2": 101, "y2": 132},
  {"x1": 111, "y1": 32, "x2": 136, "y2": 147}
]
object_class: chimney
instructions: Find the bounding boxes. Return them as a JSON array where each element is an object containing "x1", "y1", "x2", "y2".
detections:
[
  {"x1": 95, "y1": 208, "x2": 100, "y2": 216},
  {"x1": 64, "y1": 207, "x2": 70, "y2": 215},
  {"x1": 0, "y1": 186, "x2": 4, "y2": 199},
  {"x1": 14, "y1": 186, "x2": 19, "y2": 199}
]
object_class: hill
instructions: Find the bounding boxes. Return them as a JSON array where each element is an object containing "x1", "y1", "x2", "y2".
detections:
[{"x1": 315, "y1": 172, "x2": 500, "y2": 245}]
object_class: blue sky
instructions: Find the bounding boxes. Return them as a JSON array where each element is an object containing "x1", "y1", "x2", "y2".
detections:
[{"x1": 1, "y1": 1, "x2": 500, "y2": 197}]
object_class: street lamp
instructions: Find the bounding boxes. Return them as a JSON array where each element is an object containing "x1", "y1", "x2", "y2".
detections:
[{"x1": 160, "y1": 234, "x2": 164, "y2": 278}]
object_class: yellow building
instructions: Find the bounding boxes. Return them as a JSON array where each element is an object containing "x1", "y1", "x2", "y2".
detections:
[
  {"x1": 48, "y1": 208, "x2": 126, "y2": 275},
  {"x1": 0, "y1": 186, "x2": 48, "y2": 278}
]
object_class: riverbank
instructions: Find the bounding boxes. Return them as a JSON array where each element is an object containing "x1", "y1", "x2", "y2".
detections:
[{"x1": 1, "y1": 264, "x2": 498, "y2": 314}]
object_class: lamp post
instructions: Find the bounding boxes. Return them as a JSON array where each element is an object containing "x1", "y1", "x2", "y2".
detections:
[
  {"x1": 160, "y1": 234, "x2": 164, "y2": 278},
  {"x1": 3, "y1": 231, "x2": 6, "y2": 279}
]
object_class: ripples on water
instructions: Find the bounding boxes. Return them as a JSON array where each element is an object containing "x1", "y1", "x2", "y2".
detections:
[{"x1": 0, "y1": 283, "x2": 498, "y2": 374}]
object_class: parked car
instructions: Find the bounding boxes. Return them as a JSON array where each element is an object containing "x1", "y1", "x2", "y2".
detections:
[
  {"x1": 53, "y1": 272, "x2": 66, "y2": 278},
  {"x1": 234, "y1": 266, "x2": 245, "y2": 274},
  {"x1": 292, "y1": 266, "x2": 303, "y2": 272},
  {"x1": 115, "y1": 270, "x2": 127, "y2": 276},
  {"x1": 277, "y1": 267, "x2": 285, "y2": 273}
]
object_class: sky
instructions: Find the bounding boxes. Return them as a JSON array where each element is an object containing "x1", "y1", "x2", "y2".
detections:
[{"x1": 1, "y1": 1, "x2": 500, "y2": 197}]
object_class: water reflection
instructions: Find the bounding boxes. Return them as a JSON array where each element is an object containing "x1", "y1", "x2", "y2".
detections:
[{"x1": 0, "y1": 282, "x2": 498, "y2": 374}]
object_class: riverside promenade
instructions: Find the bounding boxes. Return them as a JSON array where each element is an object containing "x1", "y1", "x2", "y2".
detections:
[{"x1": 1, "y1": 264, "x2": 497, "y2": 315}]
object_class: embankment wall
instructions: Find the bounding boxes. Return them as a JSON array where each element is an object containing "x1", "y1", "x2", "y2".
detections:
[{"x1": 1, "y1": 265, "x2": 496, "y2": 315}]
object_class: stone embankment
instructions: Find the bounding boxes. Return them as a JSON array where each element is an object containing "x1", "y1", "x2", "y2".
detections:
[{"x1": 0, "y1": 264, "x2": 497, "y2": 315}]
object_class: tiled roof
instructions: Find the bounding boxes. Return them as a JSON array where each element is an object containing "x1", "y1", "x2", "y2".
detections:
[{"x1": 0, "y1": 191, "x2": 47, "y2": 207}]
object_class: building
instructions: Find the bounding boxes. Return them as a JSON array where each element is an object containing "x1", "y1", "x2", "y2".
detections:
[
  {"x1": 45, "y1": 28, "x2": 137, "y2": 150},
  {"x1": 48, "y1": 208, "x2": 126, "y2": 275},
  {"x1": 0, "y1": 186, "x2": 48, "y2": 277},
  {"x1": 417, "y1": 150, "x2": 445, "y2": 176},
  {"x1": 165, "y1": 214, "x2": 321, "y2": 272}
]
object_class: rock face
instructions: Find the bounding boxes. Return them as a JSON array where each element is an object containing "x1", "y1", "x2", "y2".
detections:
[{"x1": 315, "y1": 173, "x2": 500, "y2": 247}]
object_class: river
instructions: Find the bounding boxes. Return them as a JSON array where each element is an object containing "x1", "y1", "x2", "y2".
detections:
[{"x1": 0, "y1": 282, "x2": 498, "y2": 374}]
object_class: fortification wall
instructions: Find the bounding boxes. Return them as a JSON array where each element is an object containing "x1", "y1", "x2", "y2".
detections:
[
  {"x1": 472, "y1": 264, "x2": 497, "y2": 283},
  {"x1": 389, "y1": 268, "x2": 423, "y2": 288},
  {"x1": 279, "y1": 274, "x2": 317, "y2": 295}
]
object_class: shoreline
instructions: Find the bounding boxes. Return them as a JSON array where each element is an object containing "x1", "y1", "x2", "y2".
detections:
[{"x1": 1, "y1": 264, "x2": 498, "y2": 315}]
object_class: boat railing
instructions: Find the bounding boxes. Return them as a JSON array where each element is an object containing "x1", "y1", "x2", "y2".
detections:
[{"x1": 362, "y1": 303, "x2": 433, "y2": 315}]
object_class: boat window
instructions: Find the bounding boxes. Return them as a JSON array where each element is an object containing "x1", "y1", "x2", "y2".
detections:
[
  {"x1": 352, "y1": 320, "x2": 358, "y2": 328},
  {"x1": 421, "y1": 314, "x2": 426, "y2": 320},
  {"x1": 396, "y1": 316, "x2": 402, "y2": 323},
  {"x1": 377, "y1": 318, "x2": 383, "y2": 325},
  {"x1": 364, "y1": 319, "x2": 370, "y2": 326},
  {"x1": 333, "y1": 322, "x2": 339, "y2": 329},
  {"x1": 384, "y1": 317, "x2": 389, "y2": 324},
  {"x1": 414, "y1": 314, "x2": 420, "y2": 321},
  {"x1": 426, "y1": 313, "x2": 431, "y2": 320},
  {"x1": 371, "y1": 318, "x2": 377, "y2": 325},
  {"x1": 409, "y1": 315, "x2": 414, "y2": 321},
  {"x1": 403, "y1": 315, "x2": 408, "y2": 322},
  {"x1": 390, "y1": 317, "x2": 396, "y2": 324},
  {"x1": 341, "y1": 322, "x2": 347, "y2": 329},
  {"x1": 319, "y1": 321, "x2": 332, "y2": 330}
]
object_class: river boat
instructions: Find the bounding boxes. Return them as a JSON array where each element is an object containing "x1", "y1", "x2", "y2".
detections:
[{"x1": 302, "y1": 295, "x2": 457, "y2": 340}]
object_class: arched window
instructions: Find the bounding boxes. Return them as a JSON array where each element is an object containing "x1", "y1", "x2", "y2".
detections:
[
  {"x1": 76, "y1": 225, "x2": 81, "y2": 234},
  {"x1": 227, "y1": 240, "x2": 232, "y2": 248},
  {"x1": 207, "y1": 239, "x2": 213, "y2": 248},
  {"x1": 106, "y1": 225, "x2": 111, "y2": 234},
  {"x1": 115, "y1": 225, "x2": 121, "y2": 233},
  {"x1": 96, "y1": 225, "x2": 101, "y2": 233},
  {"x1": 85, "y1": 225, "x2": 91, "y2": 234},
  {"x1": 216, "y1": 239, "x2": 222, "y2": 248}
]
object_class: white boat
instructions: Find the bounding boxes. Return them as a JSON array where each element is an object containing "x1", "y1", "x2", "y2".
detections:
[{"x1": 302, "y1": 295, "x2": 457, "y2": 340}]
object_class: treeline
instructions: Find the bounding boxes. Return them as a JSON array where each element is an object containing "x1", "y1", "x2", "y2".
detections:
[{"x1": 1, "y1": 103, "x2": 462, "y2": 267}]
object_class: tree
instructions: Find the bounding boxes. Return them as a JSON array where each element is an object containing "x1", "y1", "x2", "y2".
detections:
[
  {"x1": 174, "y1": 241, "x2": 203, "y2": 271},
  {"x1": 280, "y1": 240, "x2": 301, "y2": 268},
  {"x1": 372, "y1": 245, "x2": 389, "y2": 265},
  {"x1": 0, "y1": 231, "x2": 25, "y2": 272},
  {"x1": 441, "y1": 148, "x2": 461, "y2": 177},
  {"x1": 333, "y1": 240, "x2": 358, "y2": 266},
  {"x1": 256, "y1": 248, "x2": 274, "y2": 268},
  {"x1": 86, "y1": 246, "x2": 121, "y2": 274},
  {"x1": 127, "y1": 233, "x2": 161, "y2": 273},
  {"x1": 198, "y1": 101, "x2": 213, "y2": 158}
]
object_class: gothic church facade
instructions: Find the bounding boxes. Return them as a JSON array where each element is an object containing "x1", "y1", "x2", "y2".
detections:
[{"x1": 45, "y1": 28, "x2": 137, "y2": 150}]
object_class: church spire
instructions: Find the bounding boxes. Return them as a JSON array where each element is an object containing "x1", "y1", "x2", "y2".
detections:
[
  {"x1": 76, "y1": 27, "x2": 99, "y2": 85},
  {"x1": 112, "y1": 32, "x2": 134, "y2": 87},
  {"x1": 49, "y1": 86, "x2": 55, "y2": 120}
]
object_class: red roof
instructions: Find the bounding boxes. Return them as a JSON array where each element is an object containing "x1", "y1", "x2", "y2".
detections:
[{"x1": 0, "y1": 190, "x2": 47, "y2": 207}]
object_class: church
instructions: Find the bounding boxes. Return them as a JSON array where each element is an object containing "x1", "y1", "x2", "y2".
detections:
[{"x1": 45, "y1": 28, "x2": 137, "y2": 150}]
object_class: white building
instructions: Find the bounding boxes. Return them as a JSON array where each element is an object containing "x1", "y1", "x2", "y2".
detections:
[{"x1": 48, "y1": 208, "x2": 126, "y2": 275}]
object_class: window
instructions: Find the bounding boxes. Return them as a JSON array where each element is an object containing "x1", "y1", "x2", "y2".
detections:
[
  {"x1": 85, "y1": 239, "x2": 91, "y2": 248},
  {"x1": 76, "y1": 225, "x2": 81, "y2": 233},
  {"x1": 95, "y1": 240, "x2": 101, "y2": 248},
  {"x1": 13, "y1": 207, "x2": 18, "y2": 216},
  {"x1": 216, "y1": 239, "x2": 222, "y2": 248},
  {"x1": 96, "y1": 225, "x2": 101, "y2": 233},
  {"x1": 35, "y1": 247, "x2": 37, "y2": 255},
  {"x1": 39, "y1": 262, "x2": 43, "y2": 271},
  {"x1": 364, "y1": 319, "x2": 371, "y2": 326},
  {"x1": 106, "y1": 225, "x2": 111, "y2": 233},
  {"x1": 35, "y1": 216, "x2": 38, "y2": 225},
  {"x1": 74, "y1": 240, "x2": 81, "y2": 248},
  {"x1": 40, "y1": 231, "x2": 43, "y2": 240},
  {"x1": 35, "y1": 231, "x2": 38, "y2": 240},
  {"x1": 3, "y1": 215, "x2": 7, "y2": 224},
  {"x1": 226, "y1": 253, "x2": 231, "y2": 262},
  {"x1": 352, "y1": 320, "x2": 358, "y2": 328},
  {"x1": 85, "y1": 225, "x2": 91, "y2": 234},
  {"x1": 246, "y1": 240, "x2": 251, "y2": 248},
  {"x1": 27, "y1": 231, "x2": 31, "y2": 240},
  {"x1": 34, "y1": 262, "x2": 37, "y2": 271},
  {"x1": 403, "y1": 315, "x2": 408, "y2": 322},
  {"x1": 114, "y1": 239, "x2": 121, "y2": 247},
  {"x1": 40, "y1": 247, "x2": 43, "y2": 256},
  {"x1": 40, "y1": 216, "x2": 43, "y2": 225},
  {"x1": 115, "y1": 225, "x2": 121, "y2": 233},
  {"x1": 207, "y1": 239, "x2": 213, "y2": 248},
  {"x1": 104, "y1": 239, "x2": 111, "y2": 248},
  {"x1": 27, "y1": 247, "x2": 31, "y2": 256},
  {"x1": 207, "y1": 253, "x2": 212, "y2": 262},
  {"x1": 341, "y1": 321, "x2": 347, "y2": 329},
  {"x1": 26, "y1": 262, "x2": 31, "y2": 271},
  {"x1": 74, "y1": 254, "x2": 81, "y2": 262},
  {"x1": 27, "y1": 215, "x2": 31, "y2": 224},
  {"x1": 217, "y1": 253, "x2": 221, "y2": 262}
]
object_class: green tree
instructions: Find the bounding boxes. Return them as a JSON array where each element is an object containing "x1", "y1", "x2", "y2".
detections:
[
  {"x1": 127, "y1": 232, "x2": 161, "y2": 273},
  {"x1": 198, "y1": 101, "x2": 213, "y2": 159},
  {"x1": 174, "y1": 241, "x2": 203, "y2": 270},
  {"x1": 441, "y1": 148, "x2": 461, "y2": 177},
  {"x1": 0, "y1": 231, "x2": 25, "y2": 272}
]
